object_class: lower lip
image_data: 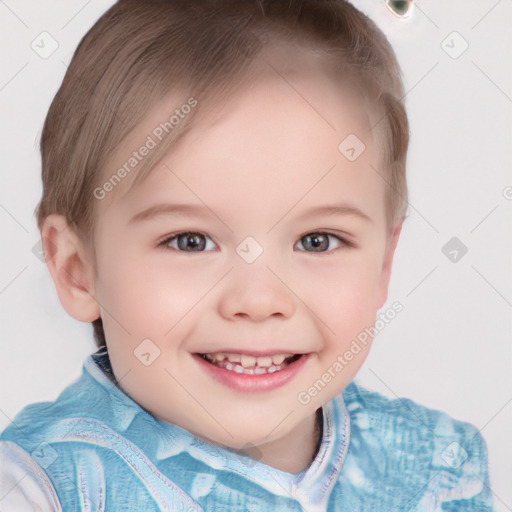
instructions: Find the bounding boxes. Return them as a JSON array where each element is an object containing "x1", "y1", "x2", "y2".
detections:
[{"x1": 193, "y1": 353, "x2": 310, "y2": 393}]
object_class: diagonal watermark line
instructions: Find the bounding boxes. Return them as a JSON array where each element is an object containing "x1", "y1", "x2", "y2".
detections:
[
  {"x1": 0, "y1": 266, "x2": 28, "y2": 295},
  {"x1": 265, "y1": 266, "x2": 336, "y2": 335},
  {"x1": 406, "y1": 265, "x2": 438, "y2": 297},
  {"x1": 163, "y1": 267, "x2": 234, "y2": 336},
  {"x1": 0, "y1": 408, "x2": 28, "y2": 438},
  {"x1": 470, "y1": 205, "x2": 499, "y2": 233},
  {"x1": 266, "y1": 61, "x2": 337, "y2": 131},
  {"x1": 401, "y1": 62, "x2": 440, "y2": 100},
  {"x1": 264, "y1": 410, "x2": 294, "y2": 440},
  {"x1": 0, "y1": 203, "x2": 29, "y2": 233},
  {"x1": 368, "y1": 368, "x2": 435, "y2": 434},
  {"x1": 0, "y1": 472, "x2": 29, "y2": 503},
  {"x1": 55, "y1": 470, "x2": 102, "y2": 512},
  {"x1": 473, "y1": 473, "x2": 512, "y2": 511},
  {"x1": 61, "y1": 0, "x2": 93, "y2": 29},
  {"x1": 164, "y1": 368, "x2": 234, "y2": 437},
  {"x1": 162, "y1": 164, "x2": 234, "y2": 233},
  {"x1": 472, "y1": 61, "x2": 512, "y2": 104},
  {"x1": 471, "y1": 265, "x2": 512, "y2": 308},
  {"x1": 266, "y1": 164, "x2": 336, "y2": 234},
  {"x1": 473, "y1": 396, "x2": 512, "y2": 437},
  {"x1": 471, "y1": 0, "x2": 502, "y2": 30},
  {"x1": 412, "y1": 1, "x2": 439, "y2": 29},
  {"x1": 371, "y1": 62, "x2": 439, "y2": 132},
  {"x1": 369, "y1": 163, "x2": 439, "y2": 233},
  {"x1": 0, "y1": 62, "x2": 29, "y2": 93},
  {"x1": 403, "y1": 472, "x2": 439, "y2": 511},
  {"x1": 0, "y1": 0, "x2": 29, "y2": 28}
]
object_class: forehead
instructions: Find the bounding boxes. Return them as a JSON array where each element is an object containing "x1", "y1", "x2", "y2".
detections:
[
  {"x1": 96, "y1": 49, "x2": 383, "y2": 224},
  {"x1": 167, "y1": 72, "x2": 373, "y2": 189}
]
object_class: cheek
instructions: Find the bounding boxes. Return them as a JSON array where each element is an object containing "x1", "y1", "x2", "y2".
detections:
[
  {"x1": 299, "y1": 251, "x2": 383, "y2": 307},
  {"x1": 96, "y1": 251, "x2": 212, "y2": 334},
  {"x1": 299, "y1": 254, "x2": 384, "y2": 343}
]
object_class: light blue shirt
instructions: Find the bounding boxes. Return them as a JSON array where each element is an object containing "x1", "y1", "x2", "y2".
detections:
[{"x1": 0, "y1": 349, "x2": 495, "y2": 511}]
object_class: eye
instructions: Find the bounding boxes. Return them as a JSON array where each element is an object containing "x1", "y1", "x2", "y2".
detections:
[
  {"x1": 294, "y1": 232, "x2": 352, "y2": 253},
  {"x1": 158, "y1": 232, "x2": 217, "y2": 252}
]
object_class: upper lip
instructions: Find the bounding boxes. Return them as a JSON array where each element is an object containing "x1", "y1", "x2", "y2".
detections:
[{"x1": 196, "y1": 349, "x2": 305, "y2": 357}]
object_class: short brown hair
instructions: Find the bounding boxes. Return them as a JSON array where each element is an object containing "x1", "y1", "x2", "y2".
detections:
[{"x1": 35, "y1": 0, "x2": 409, "y2": 348}]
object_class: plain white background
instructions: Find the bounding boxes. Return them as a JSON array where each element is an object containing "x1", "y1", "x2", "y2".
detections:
[{"x1": 0, "y1": 0, "x2": 510, "y2": 509}]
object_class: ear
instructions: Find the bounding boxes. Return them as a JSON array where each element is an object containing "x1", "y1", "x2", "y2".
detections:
[
  {"x1": 41, "y1": 214, "x2": 100, "y2": 322},
  {"x1": 376, "y1": 220, "x2": 403, "y2": 309}
]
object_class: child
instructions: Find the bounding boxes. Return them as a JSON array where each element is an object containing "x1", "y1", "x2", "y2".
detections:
[{"x1": 0, "y1": 0, "x2": 495, "y2": 510}]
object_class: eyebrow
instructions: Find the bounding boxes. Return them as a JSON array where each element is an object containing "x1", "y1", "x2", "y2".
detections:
[
  {"x1": 129, "y1": 202, "x2": 373, "y2": 224},
  {"x1": 129, "y1": 203, "x2": 212, "y2": 224},
  {"x1": 295, "y1": 204, "x2": 373, "y2": 223}
]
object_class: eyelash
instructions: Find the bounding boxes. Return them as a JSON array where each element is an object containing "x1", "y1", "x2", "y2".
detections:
[{"x1": 156, "y1": 231, "x2": 355, "y2": 253}]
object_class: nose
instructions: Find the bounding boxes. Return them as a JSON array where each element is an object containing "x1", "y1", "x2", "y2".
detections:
[{"x1": 217, "y1": 261, "x2": 296, "y2": 322}]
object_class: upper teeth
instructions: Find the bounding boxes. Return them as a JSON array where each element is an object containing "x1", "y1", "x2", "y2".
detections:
[{"x1": 205, "y1": 353, "x2": 293, "y2": 368}]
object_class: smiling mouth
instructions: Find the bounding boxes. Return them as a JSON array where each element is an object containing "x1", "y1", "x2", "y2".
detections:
[{"x1": 198, "y1": 352, "x2": 303, "y2": 375}]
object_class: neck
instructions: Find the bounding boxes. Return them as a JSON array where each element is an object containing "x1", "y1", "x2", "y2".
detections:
[{"x1": 238, "y1": 408, "x2": 323, "y2": 473}]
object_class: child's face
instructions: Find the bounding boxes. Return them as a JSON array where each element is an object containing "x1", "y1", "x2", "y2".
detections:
[{"x1": 89, "y1": 61, "x2": 399, "y2": 455}]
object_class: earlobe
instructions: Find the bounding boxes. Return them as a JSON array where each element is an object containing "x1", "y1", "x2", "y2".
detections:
[
  {"x1": 41, "y1": 215, "x2": 100, "y2": 323},
  {"x1": 377, "y1": 220, "x2": 403, "y2": 309}
]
